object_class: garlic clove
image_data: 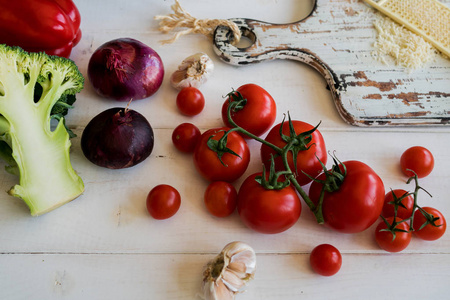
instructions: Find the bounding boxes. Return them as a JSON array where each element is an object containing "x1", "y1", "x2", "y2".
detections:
[
  {"x1": 204, "y1": 280, "x2": 234, "y2": 300},
  {"x1": 170, "y1": 52, "x2": 214, "y2": 90},
  {"x1": 201, "y1": 241, "x2": 256, "y2": 300},
  {"x1": 229, "y1": 246, "x2": 256, "y2": 273},
  {"x1": 221, "y1": 269, "x2": 247, "y2": 292}
]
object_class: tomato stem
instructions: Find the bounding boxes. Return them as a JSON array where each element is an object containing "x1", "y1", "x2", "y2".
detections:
[
  {"x1": 207, "y1": 130, "x2": 242, "y2": 166},
  {"x1": 220, "y1": 98, "x2": 326, "y2": 224},
  {"x1": 405, "y1": 171, "x2": 438, "y2": 232},
  {"x1": 255, "y1": 157, "x2": 292, "y2": 190},
  {"x1": 379, "y1": 215, "x2": 410, "y2": 242},
  {"x1": 225, "y1": 101, "x2": 284, "y2": 153}
]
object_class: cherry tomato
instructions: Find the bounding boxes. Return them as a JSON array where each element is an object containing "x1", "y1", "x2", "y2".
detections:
[
  {"x1": 310, "y1": 244, "x2": 342, "y2": 276},
  {"x1": 222, "y1": 84, "x2": 276, "y2": 137},
  {"x1": 413, "y1": 207, "x2": 446, "y2": 241},
  {"x1": 375, "y1": 217, "x2": 411, "y2": 252},
  {"x1": 237, "y1": 172, "x2": 302, "y2": 234},
  {"x1": 172, "y1": 123, "x2": 201, "y2": 153},
  {"x1": 381, "y1": 189, "x2": 415, "y2": 220},
  {"x1": 193, "y1": 127, "x2": 250, "y2": 182},
  {"x1": 309, "y1": 161, "x2": 385, "y2": 233},
  {"x1": 260, "y1": 120, "x2": 327, "y2": 186},
  {"x1": 176, "y1": 87, "x2": 205, "y2": 116},
  {"x1": 204, "y1": 181, "x2": 237, "y2": 217},
  {"x1": 400, "y1": 146, "x2": 434, "y2": 178},
  {"x1": 146, "y1": 184, "x2": 181, "y2": 220}
]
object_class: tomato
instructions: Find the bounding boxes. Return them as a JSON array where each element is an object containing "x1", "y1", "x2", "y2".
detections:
[
  {"x1": 381, "y1": 189, "x2": 414, "y2": 220},
  {"x1": 221, "y1": 84, "x2": 276, "y2": 137},
  {"x1": 400, "y1": 146, "x2": 434, "y2": 178},
  {"x1": 413, "y1": 207, "x2": 446, "y2": 241},
  {"x1": 193, "y1": 127, "x2": 250, "y2": 182},
  {"x1": 375, "y1": 217, "x2": 412, "y2": 253},
  {"x1": 308, "y1": 160, "x2": 385, "y2": 233},
  {"x1": 204, "y1": 181, "x2": 237, "y2": 217},
  {"x1": 146, "y1": 184, "x2": 181, "y2": 220},
  {"x1": 176, "y1": 87, "x2": 205, "y2": 116},
  {"x1": 237, "y1": 172, "x2": 301, "y2": 234},
  {"x1": 309, "y1": 244, "x2": 342, "y2": 276},
  {"x1": 260, "y1": 120, "x2": 327, "y2": 186},
  {"x1": 172, "y1": 123, "x2": 201, "y2": 153}
]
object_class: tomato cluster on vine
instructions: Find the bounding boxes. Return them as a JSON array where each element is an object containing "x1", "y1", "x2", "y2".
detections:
[
  {"x1": 166, "y1": 83, "x2": 446, "y2": 273},
  {"x1": 374, "y1": 156, "x2": 446, "y2": 253}
]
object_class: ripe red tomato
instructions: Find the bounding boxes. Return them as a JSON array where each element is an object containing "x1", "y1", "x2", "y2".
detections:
[
  {"x1": 375, "y1": 217, "x2": 412, "y2": 252},
  {"x1": 176, "y1": 87, "x2": 205, "y2": 116},
  {"x1": 146, "y1": 184, "x2": 181, "y2": 220},
  {"x1": 172, "y1": 123, "x2": 201, "y2": 153},
  {"x1": 204, "y1": 181, "x2": 237, "y2": 217},
  {"x1": 400, "y1": 146, "x2": 434, "y2": 178},
  {"x1": 308, "y1": 160, "x2": 385, "y2": 233},
  {"x1": 193, "y1": 127, "x2": 250, "y2": 182},
  {"x1": 310, "y1": 244, "x2": 342, "y2": 276},
  {"x1": 413, "y1": 207, "x2": 446, "y2": 241},
  {"x1": 237, "y1": 172, "x2": 302, "y2": 234},
  {"x1": 261, "y1": 120, "x2": 327, "y2": 186},
  {"x1": 381, "y1": 189, "x2": 415, "y2": 220},
  {"x1": 221, "y1": 84, "x2": 276, "y2": 137}
]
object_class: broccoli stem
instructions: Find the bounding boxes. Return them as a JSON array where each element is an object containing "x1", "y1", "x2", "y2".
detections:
[
  {"x1": 0, "y1": 54, "x2": 84, "y2": 215},
  {"x1": 7, "y1": 104, "x2": 84, "y2": 215}
]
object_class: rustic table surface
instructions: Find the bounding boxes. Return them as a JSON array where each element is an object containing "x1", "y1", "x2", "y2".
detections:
[{"x1": 1, "y1": 0, "x2": 449, "y2": 299}]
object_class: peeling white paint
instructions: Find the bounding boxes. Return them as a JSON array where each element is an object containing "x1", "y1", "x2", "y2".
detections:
[{"x1": 213, "y1": 0, "x2": 450, "y2": 126}]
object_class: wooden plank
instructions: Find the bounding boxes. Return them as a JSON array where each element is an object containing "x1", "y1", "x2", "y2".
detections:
[
  {"x1": 0, "y1": 129, "x2": 448, "y2": 254},
  {"x1": 0, "y1": 253, "x2": 449, "y2": 299}
]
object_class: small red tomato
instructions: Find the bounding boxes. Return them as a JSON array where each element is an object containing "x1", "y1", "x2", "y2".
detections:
[
  {"x1": 172, "y1": 123, "x2": 201, "y2": 153},
  {"x1": 221, "y1": 84, "x2": 276, "y2": 137},
  {"x1": 237, "y1": 173, "x2": 301, "y2": 234},
  {"x1": 176, "y1": 87, "x2": 205, "y2": 116},
  {"x1": 400, "y1": 146, "x2": 434, "y2": 178},
  {"x1": 413, "y1": 207, "x2": 446, "y2": 241},
  {"x1": 146, "y1": 184, "x2": 181, "y2": 220},
  {"x1": 310, "y1": 244, "x2": 342, "y2": 276},
  {"x1": 375, "y1": 217, "x2": 412, "y2": 253},
  {"x1": 261, "y1": 120, "x2": 327, "y2": 186},
  {"x1": 204, "y1": 181, "x2": 237, "y2": 217},
  {"x1": 381, "y1": 189, "x2": 415, "y2": 220},
  {"x1": 193, "y1": 127, "x2": 250, "y2": 182}
]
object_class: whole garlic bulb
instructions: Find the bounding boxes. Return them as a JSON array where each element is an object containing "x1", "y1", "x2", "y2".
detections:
[
  {"x1": 170, "y1": 53, "x2": 214, "y2": 90},
  {"x1": 202, "y1": 241, "x2": 256, "y2": 300}
]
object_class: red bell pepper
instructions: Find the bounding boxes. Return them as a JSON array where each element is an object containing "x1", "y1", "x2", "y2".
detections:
[{"x1": 0, "y1": 0, "x2": 82, "y2": 58}]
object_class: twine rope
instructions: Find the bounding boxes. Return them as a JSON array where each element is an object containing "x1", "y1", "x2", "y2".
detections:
[{"x1": 154, "y1": 0, "x2": 241, "y2": 44}]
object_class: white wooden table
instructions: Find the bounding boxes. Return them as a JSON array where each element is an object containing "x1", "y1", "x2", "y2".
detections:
[{"x1": 1, "y1": 0, "x2": 449, "y2": 299}]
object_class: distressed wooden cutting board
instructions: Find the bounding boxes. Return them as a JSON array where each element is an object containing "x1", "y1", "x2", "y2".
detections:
[{"x1": 212, "y1": 0, "x2": 450, "y2": 126}]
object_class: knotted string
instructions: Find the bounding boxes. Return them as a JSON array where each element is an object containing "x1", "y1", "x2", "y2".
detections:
[{"x1": 154, "y1": 0, "x2": 241, "y2": 44}]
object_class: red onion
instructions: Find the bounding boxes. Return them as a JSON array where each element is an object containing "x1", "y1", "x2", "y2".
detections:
[
  {"x1": 81, "y1": 107, "x2": 154, "y2": 169},
  {"x1": 88, "y1": 38, "x2": 164, "y2": 101}
]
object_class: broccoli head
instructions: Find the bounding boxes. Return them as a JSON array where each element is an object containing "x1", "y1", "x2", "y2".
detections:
[{"x1": 0, "y1": 44, "x2": 85, "y2": 216}]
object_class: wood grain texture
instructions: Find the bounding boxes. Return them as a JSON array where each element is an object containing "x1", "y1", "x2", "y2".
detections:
[
  {"x1": 0, "y1": 1, "x2": 449, "y2": 299},
  {"x1": 1, "y1": 253, "x2": 449, "y2": 300},
  {"x1": 213, "y1": 0, "x2": 450, "y2": 126}
]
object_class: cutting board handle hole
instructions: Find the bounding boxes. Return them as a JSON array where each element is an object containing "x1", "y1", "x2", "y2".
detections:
[{"x1": 234, "y1": 27, "x2": 256, "y2": 49}]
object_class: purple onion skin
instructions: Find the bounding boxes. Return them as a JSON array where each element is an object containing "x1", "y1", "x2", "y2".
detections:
[
  {"x1": 88, "y1": 38, "x2": 164, "y2": 101},
  {"x1": 81, "y1": 107, "x2": 154, "y2": 169}
]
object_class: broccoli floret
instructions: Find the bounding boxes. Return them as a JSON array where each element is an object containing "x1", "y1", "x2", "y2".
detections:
[{"x1": 0, "y1": 44, "x2": 84, "y2": 216}]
